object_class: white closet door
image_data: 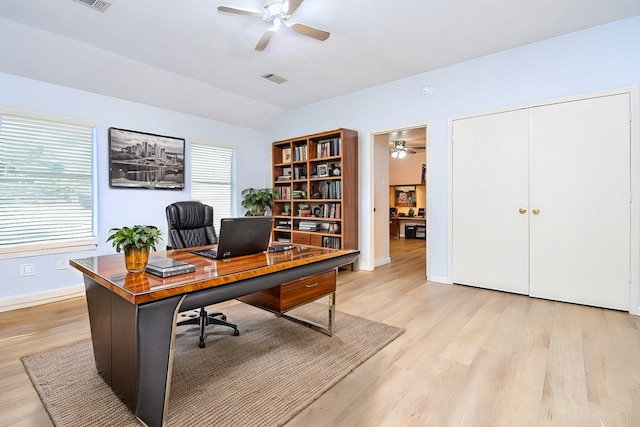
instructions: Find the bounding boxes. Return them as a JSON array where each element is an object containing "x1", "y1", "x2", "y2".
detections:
[
  {"x1": 529, "y1": 94, "x2": 630, "y2": 310},
  {"x1": 452, "y1": 110, "x2": 530, "y2": 294}
]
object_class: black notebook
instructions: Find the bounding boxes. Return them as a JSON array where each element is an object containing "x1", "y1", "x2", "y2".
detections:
[{"x1": 146, "y1": 257, "x2": 196, "y2": 278}]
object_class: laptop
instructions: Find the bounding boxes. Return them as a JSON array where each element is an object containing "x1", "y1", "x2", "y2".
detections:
[{"x1": 190, "y1": 216, "x2": 274, "y2": 260}]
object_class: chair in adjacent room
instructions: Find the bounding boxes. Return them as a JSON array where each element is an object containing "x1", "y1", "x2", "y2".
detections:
[{"x1": 166, "y1": 201, "x2": 240, "y2": 347}]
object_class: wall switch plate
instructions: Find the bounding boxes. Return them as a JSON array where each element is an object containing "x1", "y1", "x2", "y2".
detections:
[
  {"x1": 56, "y1": 259, "x2": 69, "y2": 270},
  {"x1": 20, "y1": 264, "x2": 36, "y2": 276}
]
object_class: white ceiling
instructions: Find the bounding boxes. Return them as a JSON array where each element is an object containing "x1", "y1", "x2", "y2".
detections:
[{"x1": 0, "y1": 0, "x2": 639, "y2": 129}]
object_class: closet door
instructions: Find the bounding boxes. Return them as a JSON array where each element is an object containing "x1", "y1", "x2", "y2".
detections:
[
  {"x1": 452, "y1": 110, "x2": 530, "y2": 294},
  {"x1": 529, "y1": 94, "x2": 630, "y2": 310}
]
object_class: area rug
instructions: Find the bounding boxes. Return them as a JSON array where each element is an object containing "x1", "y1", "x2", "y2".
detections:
[{"x1": 22, "y1": 302, "x2": 404, "y2": 426}]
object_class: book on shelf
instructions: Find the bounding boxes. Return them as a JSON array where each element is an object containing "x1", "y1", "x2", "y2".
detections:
[
  {"x1": 316, "y1": 138, "x2": 341, "y2": 158},
  {"x1": 293, "y1": 166, "x2": 307, "y2": 180},
  {"x1": 293, "y1": 145, "x2": 308, "y2": 161},
  {"x1": 277, "y1": 187, "x2": 291, "y2": 200},
  {"x1": 276, "y1": 219, "x2": 291, "y2": 229},
  {"x1": 298, "y1": 220, "x2": 319, "y2": 231},
  {"x1": 321, "y1": 236, "x2": 341, "y2": 249}
]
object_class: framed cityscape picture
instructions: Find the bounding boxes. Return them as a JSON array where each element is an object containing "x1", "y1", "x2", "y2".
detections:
[{"x1": 108, "y1": 127, "x2": 185, "y2": 190}]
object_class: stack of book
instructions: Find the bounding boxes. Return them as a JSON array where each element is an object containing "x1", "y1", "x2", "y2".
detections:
[
  {"x1": 298, "y1": 220, "x2": 318, "y2": 231},
  {"x1": 275, "y1": 219, "x2": 291, "y2": 229},
  {"x1": 146, "y1": 258, "x2": 196, "y2": 278}
]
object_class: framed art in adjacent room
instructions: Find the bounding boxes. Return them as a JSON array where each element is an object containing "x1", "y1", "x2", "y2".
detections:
[{"x1": 108, "y1": 127, "x2": 185, "y2": 190}]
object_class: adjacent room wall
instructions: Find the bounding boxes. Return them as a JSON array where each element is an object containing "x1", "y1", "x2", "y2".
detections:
[
  {"x1": 0, "y1": 72, "x2": 266, "y2": 306},
  {"x1": 264, "y1": 16, "x2": 640, "y2": 292}
]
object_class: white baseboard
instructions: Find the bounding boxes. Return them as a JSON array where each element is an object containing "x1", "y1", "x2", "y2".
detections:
[
  {"x1": 0, "y1": 284, "x2": 85, "y2": 313},
  {"x1": 428, "y1": 275, "x2": 449, "y2": 284},
  {"x1": 374, "y1": 256, "x2": 391, "y2": 267}
]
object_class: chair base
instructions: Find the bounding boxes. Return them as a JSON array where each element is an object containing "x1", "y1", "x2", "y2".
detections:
[{"x1": 177, "y1": 307, "x2": 240, "y2": 348}]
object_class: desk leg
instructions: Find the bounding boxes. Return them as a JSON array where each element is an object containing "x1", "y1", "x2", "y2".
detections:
[
  {"x1": 84, "y1": 276, "x2": 184, "y2": 427},
  {"x1": 279, "y1": 292, "x2": 335, "y2": 336},
  {"x1": 135, "y1": 295, "x2": 186, "y2": 427}
]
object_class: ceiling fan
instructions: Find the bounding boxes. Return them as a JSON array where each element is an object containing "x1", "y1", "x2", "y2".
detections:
[
  {"x1": 390, "y1": 140, "x2": 416, "y2": 159},
  {"x1": 217, "y1": 0, "x2": 330, "y2": 51}
]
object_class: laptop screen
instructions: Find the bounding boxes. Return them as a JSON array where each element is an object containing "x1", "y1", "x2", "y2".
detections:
[{"x1": 191, "y1": 216, "x2": 273, "y2": 260}]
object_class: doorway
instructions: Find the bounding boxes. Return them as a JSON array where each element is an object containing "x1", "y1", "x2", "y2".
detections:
[{"x1": 372, "y1": 125, "x2": 428, "y2": 276}]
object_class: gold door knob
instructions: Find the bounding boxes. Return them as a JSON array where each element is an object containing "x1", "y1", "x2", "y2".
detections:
[
  {"x1": 519, "y1": 208, "x2": 527, "y2": 215},
  {"x1": 532, "y1": 209, "x2": 540, "y2": 215}
]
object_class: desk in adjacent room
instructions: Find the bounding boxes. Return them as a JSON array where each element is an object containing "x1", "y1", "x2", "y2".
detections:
[
  {"x1": 70, "y1": 245, "x2": 359, "y2": 427},
  {"x1": 390, "y1": 216, "x2": 426, "y2": 239}
]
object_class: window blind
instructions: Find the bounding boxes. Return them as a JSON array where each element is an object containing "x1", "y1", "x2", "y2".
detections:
[
  {"x1": 190, "y1": 141, "x2": 236, "y2": 231},
  {"x1": 0, "y1": 109, "x2": 95, "y2": 255}
]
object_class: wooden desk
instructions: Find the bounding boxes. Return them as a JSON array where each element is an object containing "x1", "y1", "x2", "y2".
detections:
[
  {"x1": 390, "y1": 216, "x2": 426, "y2": 239},
  {"x1": 70, "y1": 245, "x2": 359, "y2": 427}
]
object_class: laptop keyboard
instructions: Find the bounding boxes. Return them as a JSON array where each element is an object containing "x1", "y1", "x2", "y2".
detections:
[{"x1": 190, "y1": 248, "x2": 218, "y2": 259}]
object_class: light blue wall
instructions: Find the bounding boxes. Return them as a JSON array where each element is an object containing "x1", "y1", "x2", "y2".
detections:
[
  {"x1": 264, "y1": 16, "x2": 640, "y2": 284},
  {"x1": 0, "y1": 72, "x2": 267, "y2": 300},
  {"x1": 2, "y1": 16, "x2": 639, "y2": 304}
]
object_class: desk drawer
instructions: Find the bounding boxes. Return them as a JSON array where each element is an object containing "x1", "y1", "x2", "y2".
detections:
[
  {"x1": 237, "y1": 269, "x2": 336, "y2": 313},
  {"x1": 281, "y1": 269, "x2": 336, "y2": 311}
]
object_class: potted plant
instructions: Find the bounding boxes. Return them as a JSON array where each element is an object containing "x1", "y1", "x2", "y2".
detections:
[
  {"x1": 241, "y1": 187, "x2": 279, "y2": 216},
  {"x1": 106, "y1": 225, "x2": 163, "y2": 273}
]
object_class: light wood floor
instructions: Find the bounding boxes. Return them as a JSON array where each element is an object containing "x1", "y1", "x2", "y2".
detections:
[{"x1": 2, "y1": 238, "x2": 640, "y2": 426}]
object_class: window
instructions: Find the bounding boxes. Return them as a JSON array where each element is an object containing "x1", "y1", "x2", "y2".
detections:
[
  {"x1": 0, "y1": 107, "x2": 96, "y2": 257},
  {"x1": 190, "y1": 139, "x2": 236, "y2": 231}
]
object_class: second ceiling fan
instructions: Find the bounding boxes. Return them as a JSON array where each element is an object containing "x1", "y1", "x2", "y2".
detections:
[
  {"x1": 390, "y1": 140, "x2": 416, "y2": 159},
  {"x1": 218, "y1": 0, "x2": 330, "y2": 51}
]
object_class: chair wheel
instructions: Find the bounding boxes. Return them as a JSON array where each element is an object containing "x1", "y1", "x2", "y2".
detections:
[
  {"x1": 233, "y1": 330, "x2": 240, "y2": 336},
  {"x1": 199, "y1": 341, "x2": 206, "y2": 348}
]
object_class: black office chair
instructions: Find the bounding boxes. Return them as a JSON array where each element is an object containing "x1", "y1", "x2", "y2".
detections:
[{"x1": 166, "y1": 201, "x2": 240, "y2": 347}]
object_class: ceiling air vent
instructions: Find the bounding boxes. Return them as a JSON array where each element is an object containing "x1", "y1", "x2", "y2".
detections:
[
  {"x1": 72, "y1": 0, "x2": 111, "y2": 13},
  {"x1": 261, "y1": 73, "x2": 288, "y2": 84}
]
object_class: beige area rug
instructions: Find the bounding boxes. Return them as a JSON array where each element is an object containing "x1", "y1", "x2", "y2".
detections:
[{"x1": 22, "y1": 302, "x2": 404, "y2": 426}]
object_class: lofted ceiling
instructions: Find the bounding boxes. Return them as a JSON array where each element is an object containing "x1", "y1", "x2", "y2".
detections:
[{"x1": 0, "y1": 0, "x2": 638, "y2": 130}]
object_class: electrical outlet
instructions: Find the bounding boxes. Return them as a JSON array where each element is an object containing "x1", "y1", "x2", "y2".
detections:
[
  {"x1": 56, "y1": 259, "x2": 69, "y2": 270},
  {"x1": 20, "y1": 264, "x2": 36, "y2": 276}
]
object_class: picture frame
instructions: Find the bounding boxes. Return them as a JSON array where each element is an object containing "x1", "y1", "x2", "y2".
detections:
[
  {"x1": 317, "y1": 163, "x2": 329, "y2": 177},
  {"x1": 108, "y1": 127, "x2": 185, "y2": 190},
  {"x1": 395, "y1": 185, "x2": 417, "y2": 207},
  {"x1": 282, "y1": 147, "x2": 292, "y2": 163}
]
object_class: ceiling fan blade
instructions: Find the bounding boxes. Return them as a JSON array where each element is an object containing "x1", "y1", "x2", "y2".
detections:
[
  {"x1": 406, "y1": 148, "x2": 417, "y2": 154},
  {"x1": 217, "y1": 6, "x2": 262, "y2": 18},
  {"x1": 255, "y1": 30, "x2": 274, "y2": 51},
  {"x1": 291, "y1": 23, "x2": 330, "y2": 41},
  {"x1": 286, "y1": 0, "x2": 304, "y2": 15}
]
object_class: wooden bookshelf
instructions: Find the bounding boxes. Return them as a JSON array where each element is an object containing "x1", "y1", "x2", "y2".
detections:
[{"x1": 271, "y1": 128, "x2": 358, "y2": 255}]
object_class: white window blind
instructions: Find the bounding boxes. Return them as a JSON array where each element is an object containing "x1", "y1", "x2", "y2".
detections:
[
  {"x1": 190, "y1": 140, "x2": 236, "y2": 231},
  {"x1": 0, "y1": 108, "x2": 96, "y2": 256}
]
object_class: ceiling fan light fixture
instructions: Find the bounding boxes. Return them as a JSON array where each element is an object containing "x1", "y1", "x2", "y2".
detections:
[
  {"x1": 391, "y1": 151, "x2": 399, "y2": 159},
  {"x1": 398, "y1": 150, "x2": 407, "y2": 159},
  {"x1": 264, "y1": 1, "x2": 288, "y2": 21}
]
